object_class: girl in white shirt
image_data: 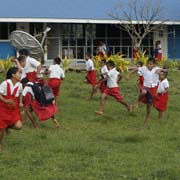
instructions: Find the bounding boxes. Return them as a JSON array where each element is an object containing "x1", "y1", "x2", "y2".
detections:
[
  {"x1": 154, "y1": 70, "x2": 169, "y2": 120},
  {"x1": 47, "y1": 57, "x2": 65, "y2": 105}
]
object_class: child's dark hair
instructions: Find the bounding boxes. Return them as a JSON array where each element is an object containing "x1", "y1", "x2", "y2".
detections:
[
  {"x1": 85, "y1": 52, "x2": 91, "y2": 58},
  {"x1": 137, "y1": 61, "x2": 143, "y2": 67},
  {"x1": 54, "y1": 57, "x2": 61, "y2": 65},
  {"x1": 101, "y1": 59, "x2": 106, "y2": 64},
  {"x1": 147, "y1": 57, "x2": 156, "y2": 64},
  {"x1": 19, "y1": 49, "x2": 29, "y2": 56},
  {"x1": 107, "y1": 60, "x2": 115, "y2": 67},
  {"x1": 161, "y1": 69, "x2": 168, "y2": 78},
  {"x1": 17, "y1": 55, "x2": 26, "y2": 63},
  {"x1": 6, "y1": 67, "x2": 19, "y2": 79}
]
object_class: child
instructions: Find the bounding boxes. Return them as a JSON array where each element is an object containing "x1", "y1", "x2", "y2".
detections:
[
  {"x1": 18, "y1": 49, "x2": 41, "y2": 82},
  {"x1": 84, "y1": 52, "x2": 97, "y2": 100},
  {"x1": 127, "y1": 57, "x2": 161, "y2": 123},
  {"x1": 154, "y1": 70, "x2": 169, "y2": 120},
  {"x1": 95, "y1": 60, "x2": 132, "y2": 115},
  {"x1": 154, "y1": 40, "x2": 162, "y2": 61},
  {"x1": 0, "y1": 67, "x2": 23, "y2": 149},
  {"x1": 47, "y1": 57, "x2": 65, "y2": 105},
  {"x1": 89, "y1": 59, "x2": 108, "y2": 99},
  {"x1": 22, "y1": 77, "x2": 60, "y2": 129}
]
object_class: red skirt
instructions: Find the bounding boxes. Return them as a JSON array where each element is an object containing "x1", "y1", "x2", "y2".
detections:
[
  {"x1": 0, "y1": 98, "x2": 22, "y2": 129},
  {"x1": 141, "y1": 86, "x2": 158, "y2": 104},
  {"x1": 48, "y1": 78, "x2": 61, "y2": 96},
  {"x1": 23, "y1": 93, "x2": 58, "y2": 121},
  {"x1": 156, "y1": 53, "x2": 162, "y2": 61},
  {"x1": 104, "y1": 87, "x2": 123, "y2": 102},
  {"x1": 154, "y1": 92, "x2": 168, "y2": 111},
  {"x1": 86, "y1": 70, "x2": 97, "y2": 87},
  {"x1": 26, "y1": 72, "x2": 37, "y2": 82}
]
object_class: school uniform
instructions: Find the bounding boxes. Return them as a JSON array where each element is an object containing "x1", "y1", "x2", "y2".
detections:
[
  {"x1": 156, "y1": 44, "x2": 162, "y2": 61},
  {"x1": 137, "y1": 70, "x2": 144, "y2": 90},
  {"x1": 23, "y1": 56, "x2": 41, "y2": 82},
  {"x1": 22, "y1": 82, "x2": 57, "y2": 121},
  {"x1": 0, "y1": 79, "x2": 22, "y2": 129},
  {"x1": 99, "y1": 65, "x2": 108, "y2": 93},
  {"x1": 85, "y1": 59, "x2": 97, "y2": 86},
  {"x1": 48, "y1": 64, "x2": 65, "y2": 96},
  {"x1": 138, "y1": 66, "x2": 160, "y2": 104},
  {"x1": 103, "y1": 68, "x2": 123, "y2": 102},
  {"x1": 154, "y1": 79, "x2": 169, "y2": 111}
]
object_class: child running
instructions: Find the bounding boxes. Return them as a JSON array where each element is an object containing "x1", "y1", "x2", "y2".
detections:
[
  {"x1": 84, "y1": 52, "x2": 97, "y2": 100},
  {"x1": 0, "y1": 67, "x2": 23, "y2": 150},
  {"x1": 95, "y1": 60, "x2": 132, "y2": 115},
  {"x1": 22, "y1": 78, "x2": 60, "y2": 129},
  {"x1": 154, "y1": 70, "x2": 169, "y2": 120},
  {"x1": 89, "y1": 59, "x2": 108, "y2": 99},
  {"x1": 47, "y1": 57, "x2": 65, "y2": 105},
  {"x1": 127, "y1": 57, "x2": 162, "y2": 123}
]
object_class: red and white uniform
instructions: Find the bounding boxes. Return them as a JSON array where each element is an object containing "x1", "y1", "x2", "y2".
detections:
[
  {"x1": 48, "y1": 64, "x2": 65, "y2": 97},
  {"x1": 104, "y1": 68, "x2": 123, "y2": 102},
  {"x1": 99, "y1": 65, "x2": 108, "y2": 93},
  {"x1": 85, "y1": 58, "x2": 97, "y2": 86},
  {"x1": 22, "y1": 56, "x2": 41, "y2": 82},
  {"x1": 138, "y1": 66, "x2": 160, "y2": 104},
  {"x1": 0, "y1": 79, "x2": 22, "y2": 129},
  {"x1": 157, "y1": 44, "x2": 162, "y2": 61},
  {"x1": 154, "y1": 78, "x2": 169, "y2": 111},
  {"x1": 137, "y1": 70, "x2": 144, "y2": 90},
  {"x1": 22, "y1": 82, "x2": 57, "y2": 121}
]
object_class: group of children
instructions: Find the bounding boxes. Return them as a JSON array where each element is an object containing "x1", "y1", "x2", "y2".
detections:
[
  {"x1": 84, "y1": 53, "x2": 169, "y2": 124},
  {"x1": 0, "y1": 49, "x2": 169, "y2": 149},
  {"x1": 0, "y1": 49, "x2": 65, "y2": 149}
]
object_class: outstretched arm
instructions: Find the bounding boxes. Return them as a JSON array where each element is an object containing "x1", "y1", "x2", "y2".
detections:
[{"x1": 126, "y1": 67, "x2": 138, "y2": 80}]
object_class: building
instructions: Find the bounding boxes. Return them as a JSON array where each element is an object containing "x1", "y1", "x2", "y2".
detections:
[{"x1": 0, "y1": 0, "x2": 180, "y2": 60}]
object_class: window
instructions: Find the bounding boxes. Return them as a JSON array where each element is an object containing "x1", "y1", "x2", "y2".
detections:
[{"x1": 0, "y1": 23, "x2": 8, "y2": 39}]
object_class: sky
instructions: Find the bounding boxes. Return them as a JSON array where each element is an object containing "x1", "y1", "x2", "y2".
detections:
[{"x1": 0, "y1": 0, "x2": 179, "y2": 21}]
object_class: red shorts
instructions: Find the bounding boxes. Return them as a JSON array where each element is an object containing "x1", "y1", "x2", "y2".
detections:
[
  {"x1": 104, "y1": 87, "x2": 123, "y2": 102},
  {"x1": 48, "y1": 78, "x2": 61, "y2": 96},
  {"x1": 26, "y1": 72, "x2": 37, "y2": 82},
  {"x1": 156, "y1": 53, "x2": 162, "y2": 61},
  {"x1": 99, "y1": 81, "x2": 107, "y2": 93},
  {"x1": 154, "y1": 92, "x2": 168, "y2": 111},
  {"x1": 86, "y1": 70, "x2": 97, "y2": 87}
]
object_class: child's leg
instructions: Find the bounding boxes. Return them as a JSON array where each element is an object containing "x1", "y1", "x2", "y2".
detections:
[
  {"x1": 51, "y1": 116, "x2": 60, "y2": 128},
  {"x1": 11, "y1": 121, "x2": 23, "y2": 130},
  {"x1": 0, "y1": 129, "x2": 4, "y2": 150},
  {"x1": 87, "y1": 86, "x2": 98, "y2": 100},
  {"x1": 95, "y1": 93, "x2": 107, "y2": 114},
  {"x1": 24, "y1": 108, "x2": 39, "y2": 128},
  {"x1": 134, "y1": 89, "x2": 146, "y2": 108},
  {"x1": 144, "y1": 104, "x2": 152, "y2": 124},
  {"x1": 120, "y1": 100, "x2": 132, "y2": 112},
  {"x1": 158, "y1": 110, "x2": 163, "y2": 120}
]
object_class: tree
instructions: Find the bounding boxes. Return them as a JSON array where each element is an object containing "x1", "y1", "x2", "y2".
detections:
[{"x1": 109, "y1": 0, "x2": 166, "y2": 53}]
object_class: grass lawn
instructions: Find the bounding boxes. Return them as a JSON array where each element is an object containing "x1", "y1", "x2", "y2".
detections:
[{"x1": 0, "y1": 70, "x2": 180, "y2": 180}]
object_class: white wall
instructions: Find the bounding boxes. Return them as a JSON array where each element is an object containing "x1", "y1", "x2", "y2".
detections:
[{"x1": 153, "y1": 25, "x2": 168, "y2": 58}]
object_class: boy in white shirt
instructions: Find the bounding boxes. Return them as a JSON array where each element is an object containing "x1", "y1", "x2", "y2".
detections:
[
  {"x1": 154, "y1": 70, "x2": 169, "y2": 120},
  {"x1": 47, "y1": 57, "x2": 65, "y2": 105},
  {"x1": 95, "y1": 60, "x2": 132, "y2": 115}
]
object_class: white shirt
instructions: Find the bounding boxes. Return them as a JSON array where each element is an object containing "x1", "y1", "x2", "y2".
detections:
[
  {"x1": 48, "y1": 64, "x2": 65, "y2": 79},
  {"x1": 22, "y1": 82, "x2": 35, "y2": 98},
  {"x1": 157, "y1": 79, "x2": 169, "y2": 93},
  {"x1": 85, "y1": 59, "x2": 95, "y2": 71},
  {"x1": 107, "y1": 68, "x2": 120, "y2": 88},
  {"x1": 138, "y1": 66, "x2": 160, "y2": 88},
  {"x1": 100, "y1": 65, "x2": 108, "y2": 79},
  {"x1": 24, "y1": 56, "x2": 41, "y2": 73},
  {"x1": 158, "y1": 44, "x2": 162, "y2": 53},
  {"x1": 0, "y1": 79, "x2": 23, "y2": 97}
]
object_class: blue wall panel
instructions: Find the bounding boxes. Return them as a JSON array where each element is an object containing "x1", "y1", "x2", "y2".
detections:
[
  {"x1": 0, "y1": 42, "x2": 16, "y2": 60},
  {"x1": 168, "y1": 25, "x2": 180, "y2": 59}
]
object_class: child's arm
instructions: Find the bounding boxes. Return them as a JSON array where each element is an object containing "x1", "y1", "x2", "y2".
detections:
[
  {"x1": 117, "y1": 74, "x2": 122, "y2": 84},
  {"x1": 11, "y1": 58, "x2": 23, "y2": 71},
  {"x1": 126, "y1": 67, "x2": 138, "y2": 80},
  {"x1": 19, "y1": 93, "x2": 23, "y2": 108},
  {"x1": 0, "y1": 93, "x2": 14, "y2": 105}
]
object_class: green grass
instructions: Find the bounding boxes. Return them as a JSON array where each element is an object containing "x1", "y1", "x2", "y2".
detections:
[{"x1": 0, "y1": 70, "x2": 180, "y2": 180}]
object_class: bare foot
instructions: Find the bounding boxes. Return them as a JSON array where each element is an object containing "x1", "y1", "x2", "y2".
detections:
[
  {"x1": 53, "y1": 119, "x2": 60, "y2": 128},
  {"x1": 134, "y1": 102, "x2": 139, "y2": 108},
  {"x1": 128, "y1": 105, "x2": 133, "y2": 112},
  {"x1": 95, "y1": 111, "x2": 103, "y2": 115}
]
